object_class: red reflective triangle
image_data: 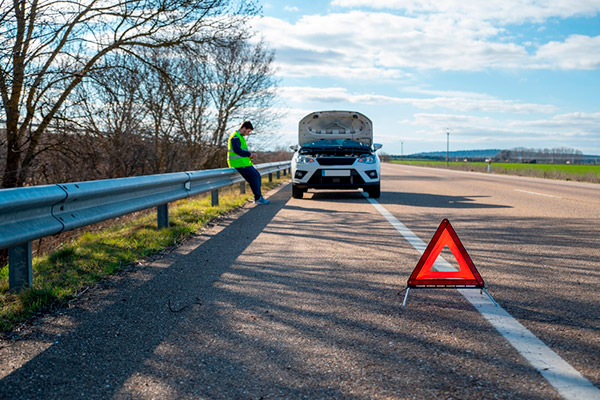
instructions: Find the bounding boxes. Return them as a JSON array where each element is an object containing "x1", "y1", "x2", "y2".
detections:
[{"x1": 408, "y1": 219, "x2": 484, "y2": 287}]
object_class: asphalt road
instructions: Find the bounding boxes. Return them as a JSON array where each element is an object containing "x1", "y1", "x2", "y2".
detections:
[{"x1": 0, "y1": 163, "x2": 598, "y2": 399}]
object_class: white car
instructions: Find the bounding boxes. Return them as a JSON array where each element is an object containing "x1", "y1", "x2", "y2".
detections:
[{"x1": 290, "y1": 111, "x2": 382, "y2": 199}]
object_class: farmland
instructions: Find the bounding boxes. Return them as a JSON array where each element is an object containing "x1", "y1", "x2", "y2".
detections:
[{"x1": 388, "y1": 160, "x2": 600, "y2": 183}]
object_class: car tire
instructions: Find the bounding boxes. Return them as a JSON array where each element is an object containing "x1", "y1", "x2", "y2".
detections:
[
  {"x1": 292, "y1": 184, "x2": 304, "y2": 199},
  {"x1": 367, "y1": 184, "x2": 380, "y2": 198}
]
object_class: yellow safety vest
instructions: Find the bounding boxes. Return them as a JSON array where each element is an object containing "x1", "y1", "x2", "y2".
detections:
[{"x1": 227, "y1": 131, "x2": 253, "y2": 168}]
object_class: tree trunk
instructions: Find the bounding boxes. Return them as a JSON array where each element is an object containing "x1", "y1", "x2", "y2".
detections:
[{"x1": 2, "y1": 124, "x2": 22, "y2": 188}]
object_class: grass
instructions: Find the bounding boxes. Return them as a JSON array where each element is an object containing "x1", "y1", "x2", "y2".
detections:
[
  {"x1": 389, "y1": 160, "x2": 600, "y2": 183},
  {"x1": 0, "y1": 176, "x2": 288, "y2": 333}
]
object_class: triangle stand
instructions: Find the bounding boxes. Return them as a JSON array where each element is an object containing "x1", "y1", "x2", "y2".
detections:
[
  {"x1": 402, "y1": 286, "x2": 497, "y2": 307},
  {"x1": 402, "y1": 219, "x2": 497, "y2": 307}
]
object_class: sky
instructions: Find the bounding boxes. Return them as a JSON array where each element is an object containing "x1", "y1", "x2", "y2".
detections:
[{"x1": 251, "y1": 0, "x2": 600, "y2": 156}]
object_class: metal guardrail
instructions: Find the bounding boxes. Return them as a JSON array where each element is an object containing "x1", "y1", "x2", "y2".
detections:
[{"x1": 0, "y1": 161, "x2": 290, "y2": 291}]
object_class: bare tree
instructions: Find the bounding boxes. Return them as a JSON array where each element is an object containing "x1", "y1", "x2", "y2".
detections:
[
  {"x1": 203, "y1": 38, "x2": 278, "y2": 167},
  {"x1": 73, "y1": 54, "x2": 154, "y2": 178},
  {"x1": 138, "y1": 38, "x2": 279, "y2": 170},
  {"x1": 126, "y1": 47, "x2": 213, "y2": 173},
  {"x1": 137, "y1": 51, "x2": 180, "y2": 173},
  {"x1": 64, "y1": 34, "x2": 278, "y2": 177},
  {"x1": 0, "y1": 0, "x2": 258, "y2": 188}
]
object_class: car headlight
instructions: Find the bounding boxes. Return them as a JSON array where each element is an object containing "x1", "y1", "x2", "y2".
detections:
[
  {"x1": 357, "y1": 155, "x2": 375, "y2": 164},
  {"x1": 296, "y1": 154, "x2": 316, "y2": 164}
]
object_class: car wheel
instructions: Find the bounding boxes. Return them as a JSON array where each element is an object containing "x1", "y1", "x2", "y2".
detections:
[
  {"x1": 292, "y1": 184, "x2": 304, "y2": 199},
  {"x1": 367, "y1": 184, "x2": 380, "y2": 198}
]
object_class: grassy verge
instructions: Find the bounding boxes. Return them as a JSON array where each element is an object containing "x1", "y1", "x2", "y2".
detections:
[
  {"x1": 389, "y1": 160, "x2": 600, "y2": 183},
  {"x1": 0, "y1": 176, "x2": 289, "y2": 333}
]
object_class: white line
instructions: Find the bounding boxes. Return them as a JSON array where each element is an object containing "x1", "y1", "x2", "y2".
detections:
[
  {"x1": 367, "y1": 198, "x2": 456, "y2": 272},
  {"x1": 364, "y1": 195, "x2": 600, "y2": 400},
  {"x1": 515, "y1": 189, "x2": 561, "y2": 198}
]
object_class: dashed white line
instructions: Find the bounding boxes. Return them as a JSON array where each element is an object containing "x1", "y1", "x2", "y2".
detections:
[
  {"x1": 365, "y1": 194, "x2": 600, "y2": 400},
  {"x1": 515, "y1": 189, "x2": 561, "y2": 198}
]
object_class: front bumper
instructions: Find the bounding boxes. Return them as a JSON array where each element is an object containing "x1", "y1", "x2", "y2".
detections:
[{"x1": 293, "y1": 168, "x2": 379, "y2": 190}]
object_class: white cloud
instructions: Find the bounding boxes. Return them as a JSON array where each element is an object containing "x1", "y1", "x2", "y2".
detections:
[
  {"x1": 254, "y1": 4, "x2": 600, "y2": 154},
  {"x1": 284, "y1": 6, "x2": 299, "y2": 12},
  {"x1": 255, "y1": 11, "x2": 599, "y2": 75},
  {"x1": 330, "y1": 0, "x2": 600, "y2": 24},
  {"x1": 259, "y1": 105, "x2": 600, "y2": 153},
  {"x1": 273, "y1": 60, "x2": 407, "y2": 80},
  {"x1": 278, "y1": 86, "x2": 558, "y2": 113},
  {"x1": 535, "y1": 35, "x2": 600, "y2": 70},
  {"x1": 404, "y1": 87, "x2": 493, "y2": 99},
  {"x1": 404, "y1": 111, "x2": 600, "y2": 150},
  {"x1": 511, "y1": 112, "x2": 600, "y2": 133},
  {"x1": 254, "y1": 12, "x2": 513, "y2": 75}
]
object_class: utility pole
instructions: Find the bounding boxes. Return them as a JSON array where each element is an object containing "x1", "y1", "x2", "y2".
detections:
[{"x1": 446, "y1": 128, "x2": 451, "y2": 167}]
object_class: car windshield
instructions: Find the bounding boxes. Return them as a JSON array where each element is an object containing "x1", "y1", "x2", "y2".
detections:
[{"x1": 301, "y1": 139, "x2": 370, "y2": 151}]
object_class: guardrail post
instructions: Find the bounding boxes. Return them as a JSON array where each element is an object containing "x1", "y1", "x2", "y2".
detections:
[
  {"x1": 211, "y1": 189, "x2": 219, "y2": 206},
  {"x1": 239, "y1": 182, "x2": 246, "y2": 194},
  {"x1": 268, "y1": 173, "x2": 273, "y2": 182},
  {"x1": 8, "y1": 242, "x2": 33, "y2": 292},
  {"x1": 276, "y1": 170, "x2": 280, "y2": 179},
  {"x1": 283, "y1": 168, "x2": 287, "y2": 176},
  {"x1": 157, "y1": 204, "x2": 169, "y2": 229}
]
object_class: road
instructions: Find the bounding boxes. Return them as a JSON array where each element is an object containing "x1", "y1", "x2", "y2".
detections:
[{"x1": 0, "y1": 163, "x2": 598, "y2": 399}]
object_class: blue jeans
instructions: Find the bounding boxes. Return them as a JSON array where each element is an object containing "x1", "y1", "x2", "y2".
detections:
[{"x1": 236, "y1": 166, "x2": 262, "y2": 200}]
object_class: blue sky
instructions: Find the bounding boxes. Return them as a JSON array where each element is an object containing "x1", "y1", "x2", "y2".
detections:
[{"x1": 251, "y1": 0, "x2": 600, "y2": 156}]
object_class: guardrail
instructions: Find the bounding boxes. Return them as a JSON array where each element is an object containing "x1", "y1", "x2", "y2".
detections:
[{"x1": 0, "y1": 161, "x2": 291, "y2": 291}]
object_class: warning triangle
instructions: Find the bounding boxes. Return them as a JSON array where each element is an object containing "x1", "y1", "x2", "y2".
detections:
[{"x1": 407, "y1": 219, "x2": 484, "y2": 287}]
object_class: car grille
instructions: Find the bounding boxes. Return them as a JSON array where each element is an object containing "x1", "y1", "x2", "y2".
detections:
[
  {"x1": 307, "y1": 169, "x2": 365, "y2": 185},
  {"x1": 317, "y1": 157, "x2": 356, "y2": 165}
]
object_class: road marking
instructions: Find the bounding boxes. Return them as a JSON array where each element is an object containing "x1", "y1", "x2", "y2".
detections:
[
  {"x1": 515, "y1": 189, "x2": 561, "y2": 198},
  {"x1": 365, "y1": 195, "x2": 600, "y2": 400}
]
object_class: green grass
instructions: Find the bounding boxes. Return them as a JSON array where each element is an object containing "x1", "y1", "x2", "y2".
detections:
[
  {"x1": 0, "y1": 176, "x2": 288, "y2": 332},
  {"x1": 389, "y1": 160, "x2": 600, "y2": 183}
]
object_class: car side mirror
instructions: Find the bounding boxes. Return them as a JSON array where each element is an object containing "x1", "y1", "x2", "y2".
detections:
[
  {"x1": 289, "y1": 144, "x2": 299, "y2": 151},
  {"x1": 373, "y1": 143, "x2": 383, "y2": 151}
]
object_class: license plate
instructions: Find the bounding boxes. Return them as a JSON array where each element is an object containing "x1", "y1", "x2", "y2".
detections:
[{"x1": 322, "y1": 170, "x2": 350, "y2": 177}]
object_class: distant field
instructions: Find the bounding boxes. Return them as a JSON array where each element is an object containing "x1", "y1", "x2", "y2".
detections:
[{"x1": 389, "y1": 160, "x2": 600, "y2": 183}]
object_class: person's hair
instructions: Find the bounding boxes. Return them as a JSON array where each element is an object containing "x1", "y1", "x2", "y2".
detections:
[{"x1": 240, "y1": 120, "x2": 254, "y2": 130}]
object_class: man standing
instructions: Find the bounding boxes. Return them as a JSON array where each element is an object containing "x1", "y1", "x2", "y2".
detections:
[{"x1": 227, "y1": 121, "x2": 270, "y2": 205}]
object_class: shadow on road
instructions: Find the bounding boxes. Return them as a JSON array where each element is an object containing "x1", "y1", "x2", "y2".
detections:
[
  {"x1": 1, "y1": 183, "x2": 597, "y2": 399},
  {"x1": 0, "y1": 186, "x2": 292, "y2": 399},
  {"x1": 378, "y1": 191, "x2": 513, "y2": 209},
  {"x1": 295, "y1": 188, "x2": 512, "y2": 210}
]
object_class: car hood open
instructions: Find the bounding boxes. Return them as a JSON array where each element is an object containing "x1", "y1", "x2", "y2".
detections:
[{"x1": 298, "y1": 111, "x2": 373, "y2": 147}]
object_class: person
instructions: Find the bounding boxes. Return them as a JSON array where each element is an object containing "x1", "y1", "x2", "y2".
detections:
[{"x1": 227, "y1": 121, "x2": 270, "y2": 205}]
